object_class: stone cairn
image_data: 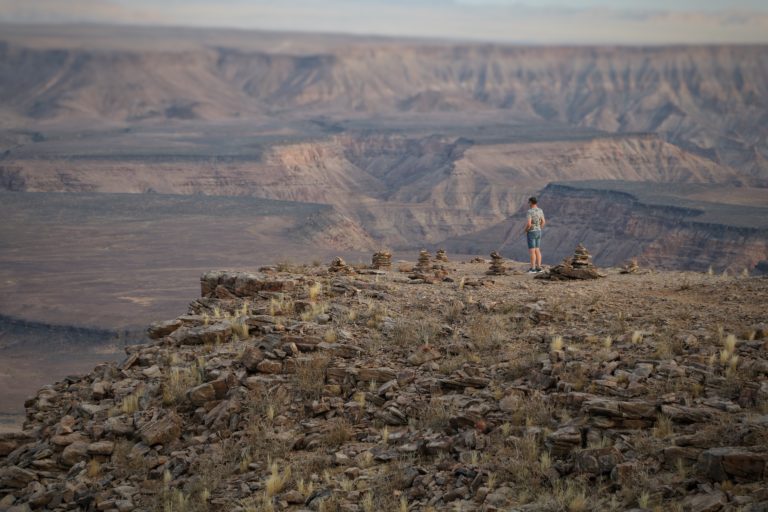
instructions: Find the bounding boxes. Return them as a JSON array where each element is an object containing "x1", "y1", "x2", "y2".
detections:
[
  {"x1": 620, "y1": 258, "x2": 639, "y2": 274},
  {"x1": 328, "y1": 256, "x2": 355, "y2": 274},
  {"x1": 414, "y1": 250, "x2": 432, "y2": 273},
  {"x1": 435, "y1": 249, "x2": 449, "y2": 262},
  {"x1": 371, "y1": 251, "x2": 392, "y2": 270},
  {"x1": 486, "y1": 251, "x2": 506, "y2": 275},
  {"x1": 537, "y1": 243, "x2": 604, "y2": 280}
]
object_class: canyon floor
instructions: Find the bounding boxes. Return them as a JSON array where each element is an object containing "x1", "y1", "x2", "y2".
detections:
[{"x1": 1, "y1": 255, "x2": 766, "y2": 511}]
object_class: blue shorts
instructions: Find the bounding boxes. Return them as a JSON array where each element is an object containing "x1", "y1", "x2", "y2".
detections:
[{"x1": 527, "y1": 230, "x2": 541, "y2": 249}]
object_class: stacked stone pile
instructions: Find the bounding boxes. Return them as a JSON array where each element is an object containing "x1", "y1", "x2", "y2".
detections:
[
  {"x1": 537, "y1": 244, "x2": 605, "y2": 280},
  {"x1": 486, "y1": 251, "x2": 507, "y2": 275},
  {"x1": 371, "y1": 251, "x2": 392, "y2": 270},
  {"x1": 414, "y1": 250, "x2": 432, "y2": 273},
  {"x1": 435, "y1": 249, "x2": 449, "y2": 262}
]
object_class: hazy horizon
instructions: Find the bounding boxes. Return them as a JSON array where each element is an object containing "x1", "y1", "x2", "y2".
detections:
[{"x1": 2, "y1": 0, "x2": 768, "y2": 45}]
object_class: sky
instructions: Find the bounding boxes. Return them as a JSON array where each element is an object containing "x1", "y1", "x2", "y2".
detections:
[{"x1": 1, "y1": 0, "x2": 768, "y2": 45}]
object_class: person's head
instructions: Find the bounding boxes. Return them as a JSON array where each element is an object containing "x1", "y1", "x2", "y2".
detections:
[{"x1": 528, "y1": 197, "x2": 538, "y2": 207}]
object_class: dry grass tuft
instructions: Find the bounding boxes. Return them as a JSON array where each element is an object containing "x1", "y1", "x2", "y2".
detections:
[
  {"x1": 415, "y1": 397, "x2": 454, "y2": 431},
  {"x1": 444, "y1": 300, "x2": 465, "y2": 323},
  {"x1": 121, "y1": 391, "x2": 141, "y2": 414},
  {"x1": 300, "y1": 301, "x2": 327, "y2": 322},
  {"x1": 294, "y1": 354, "x2": 330, "y2": 399},
  {"x1": 392, "y1": 317, "x2": 440, "y2": 347},
  {"x1": 265, "y1": 462, "x2": 291, "y2": 498},
  {"x1": 468, "y1": 314, "x2": 507, "y2": 351},
  {"x1": 86, "y1": 458, "x2": 101, "y2": 478},
  {"x1": 231, "y1": 318, "x2": 250, "y2": 340},
  {"x1": 550, "y1": 335, "x2": 564, "y2": 352},
  {"x1": 323, "y1": 328, "x2": 337, "y2": 343},
  {"x1": 652, "y1": 413, "x2": 673, "y2": 438},
  {"x1": 308, "y1": 282, "x2": 323, "y2": 302},
  {"x1": 323, "y1": 418, "x2": 353, "y2": 447},
  {"x1": 162, "y1": 363, "x2": 202, "y2": 405}
]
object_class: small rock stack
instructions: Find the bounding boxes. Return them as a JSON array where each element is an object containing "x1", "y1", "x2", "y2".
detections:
[
  {"x1": 371, "y1": 251, "x2": 392, "y2": 270},
  {"x1": 415, "y1": 250, "x2": 432, "y2": 273},
  {"x1": 435, "y1": 249, "x2": 449, "y2": 262},
  {"x1": 573, "y1": 244, "x2": 591, "y2": 266},
  {"x1": 328, "y1": 256, "x2": 355, "y2": 274},
  {"x1": 486, "y1": 251, "x2": 506, "y2": 275},
  {"x1": 620, "y1": 258, "x2": 639, "y2": 274},
  {"x1": 537, "y1": 244, "x2": 604, "y2": 280}
]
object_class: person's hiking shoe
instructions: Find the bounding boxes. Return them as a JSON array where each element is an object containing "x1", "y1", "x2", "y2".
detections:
[
  {"x1": 527, "y1": 268, "x2": 538, "y2": 274},
  {"x1": 535, "y1": 267, "x2": 543, "y2": 272}
]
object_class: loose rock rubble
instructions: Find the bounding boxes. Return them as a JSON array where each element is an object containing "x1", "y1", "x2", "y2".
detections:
[
  {"x1": 2, "y1": 259, "x2": 767, "y2": 512},
  {"x1": 537, "y1": 244, "x2": 605, "y2": 280},
  {"x1": 620, "y1": 258, "x2": 640, "y2": 274},
  {"x1": 328, "y1": 257, "x2": 355, "y2": 274}
]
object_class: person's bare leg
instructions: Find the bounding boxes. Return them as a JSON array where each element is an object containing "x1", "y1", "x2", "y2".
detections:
[
  {"x1": 535, "y1": 248, "x2": 542, "y2": 268},
  {"x1": 529, "y1": 249, "x2": 536, "y2": 269}
]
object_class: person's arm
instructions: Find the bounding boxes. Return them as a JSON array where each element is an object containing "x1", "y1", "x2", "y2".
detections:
[
  {"x1": 540, "y1": 215, "x2": 546, "y2": 229},
  {"x1": 525, "y1": 216, "x2": 532, "y2": 232}
]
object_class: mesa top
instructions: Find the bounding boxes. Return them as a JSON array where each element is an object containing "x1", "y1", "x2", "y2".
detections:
[{"x1": 527, "y1": 206, "x2": 544, "y2": 231}]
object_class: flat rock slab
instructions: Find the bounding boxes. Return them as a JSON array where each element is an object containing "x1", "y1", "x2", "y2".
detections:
[{"x1": 697, "y1": 447, "x2": 768, "y2": 482}]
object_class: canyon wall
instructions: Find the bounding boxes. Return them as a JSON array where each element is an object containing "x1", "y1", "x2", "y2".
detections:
[
  {"x1": 2, "y1": 36, "x2": 766, "y2": 180},
  {"x1": 445, "y1": 182, "x2": 768, "y2": 272},
  {"x1": 0, "y1": 132, "x2": 743, "y2": 250}
]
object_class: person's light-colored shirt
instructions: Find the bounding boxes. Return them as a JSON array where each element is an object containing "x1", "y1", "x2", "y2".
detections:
[{"x1": 527, "y1": 207, "x2": 544, "y2": 231}]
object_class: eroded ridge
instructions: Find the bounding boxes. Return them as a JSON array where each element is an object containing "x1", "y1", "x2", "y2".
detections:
[{"x1": 1, "y1": 260, "x2": 767, "y2": 511}]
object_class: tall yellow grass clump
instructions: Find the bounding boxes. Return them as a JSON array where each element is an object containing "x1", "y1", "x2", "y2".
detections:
[
  {"x1": 265, "y1": 462, "x2": 291, "y2": 498},
  {"x1": 720, "y1": 334, "x2": 739, "y2": 376}
]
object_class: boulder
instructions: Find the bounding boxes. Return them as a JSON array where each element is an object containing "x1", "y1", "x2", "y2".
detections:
[
  {"x1": 171, "y1": 323, "x2": 232, "y2": 345},
  {"x1": 61, "y1": 441, "x2": 90, "y2": 466},
  {"x1": 147, "y1": 319, "x2": 182, "y2": 339},
  {"x1": 87, "y1": 441, "x2": 115, "y2": 455},
  {"x1": 697, "y1": 447, "x2": 767, "y2": 482},
  {"x1": 0, "y1": 431, "x2": 35, "y2": 457},
  {"x1": 51, "y1": 432, "x2": 89, "y2": 447},
  {"x1": 661, "y1": 404, "x2": 715, "y2": 424},
  {"x1": 139, "y1": 413, "x2": 182, "y2": 446},
  {"x1": 256, "y1": 359, "x2": 283, "y2": 374},
  {"x1": 681, "y1": 491, "x2": 727, "y2": 512},
  {"x1": 407, "y1": 345, "x2": 442, "y2": 366},
  {"x1": 0, "y1": 466, "x2": 37, "y2": 488},
  {"x1": 105, "y1": 415, "x2": 135, "y2": 436},
  {"x1": 240, "y1": 346, "x2": 266, "y2": 372},
  {"x1": 91, "y1": 380, "x2": 111, "y2": 400},
  {"x1": 187, "y1": 383, "x2": 217, "y2": 406},
  {"x1": 574, "y1": 446, "x2": 624, "y2": 475}
]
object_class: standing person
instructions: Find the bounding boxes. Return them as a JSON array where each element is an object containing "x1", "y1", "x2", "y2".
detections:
[{"x1": 525, "y1": 197, "x2": 545, "y2": 273}]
